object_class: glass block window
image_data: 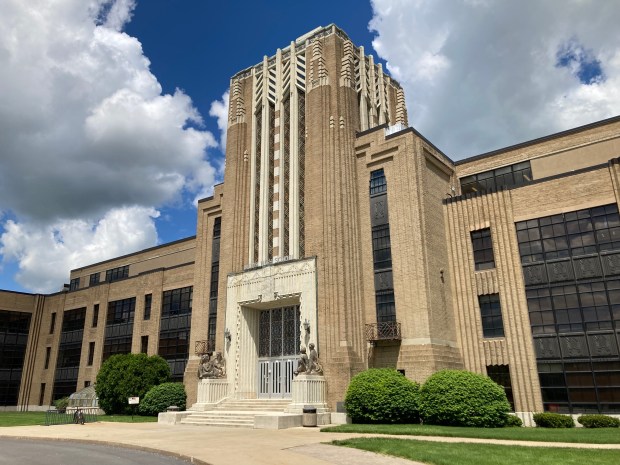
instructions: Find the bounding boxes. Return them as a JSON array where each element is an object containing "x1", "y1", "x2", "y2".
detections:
[
  {"x1": 479, "y1": 294, "x2": 505, "y2": 338},
  {"x1": 471, "y1": 228, "x2": 495, "y2": 271}
]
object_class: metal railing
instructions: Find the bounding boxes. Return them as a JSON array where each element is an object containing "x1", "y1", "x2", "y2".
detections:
[
  {"x1": 195, "y1": 340, "x2": 215, "y2": 355},
  {"x1": 365, "y1": 322, "x2": 402, "y2": 342},
  {"x1": 45, "y1": 408, "x2": 99, "y2": 426}
]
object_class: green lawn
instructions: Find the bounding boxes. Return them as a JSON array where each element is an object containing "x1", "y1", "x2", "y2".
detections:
[
  {"x1": 0, "y1": 412, "x2": 157, "y2": 427},
  {"x1": 332, "y1": 438, "x2": 620, "y2": 465},
  {"x1": 322, "y1": 423, "x2": 620, "y2": 444}
]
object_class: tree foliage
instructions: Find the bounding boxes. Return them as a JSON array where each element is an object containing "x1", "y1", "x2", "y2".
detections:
[
  {"x1": 419, "y1": 370, "x2": 510, "y2": 428},
  {"x1": 139, "y1": 382, "x2": 187, "y2": 416},
  {"x1": 95, "y1": 353, "x2": 170, "y2": 414},
  {"x1": 345, "y1": 368, "x2": 420, "y2": 424}
]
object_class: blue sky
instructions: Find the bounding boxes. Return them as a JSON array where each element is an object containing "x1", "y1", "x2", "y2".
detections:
[{"x1": 1, "y1": 0, "x2": 620, "y2": 294}]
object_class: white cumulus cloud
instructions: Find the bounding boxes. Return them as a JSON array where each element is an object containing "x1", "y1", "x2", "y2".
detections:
[
  {"x1": 0, "y1": 0, "x2": 219, "y2": 292},
  {"x1": 209, "y1": 90, "x2": 230, "y2": 151},
  {"x1": 369, "y1": 0, "x2": 620, "y2": 158}
]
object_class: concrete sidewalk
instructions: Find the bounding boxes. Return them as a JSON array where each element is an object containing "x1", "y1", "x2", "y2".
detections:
[{"x1": 1, "y1": 422, "x2": 618, "y2": 465}]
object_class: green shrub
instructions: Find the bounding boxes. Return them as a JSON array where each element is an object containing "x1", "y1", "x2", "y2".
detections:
[
  {"x1": 533, "y1": 412, "x2": 575, "y2": 428},
  {"x1": 54, "y1": 396, "x2": 69, "y2": 412},
  {"x1": 95, "y1": 353, "x2": 170, "y2": 414},
  {"x1": 139, "y1": 383, "x2": 187, "y2": 416},
  {"x1": 505, "y1": 414, "x2": 523, "y2": 427},
  {"x1": 577, "y1": 414, "x2": 620, "y2": 428},
  {"x1": 419, "y1": 370, "x2": 510, "y2": 428},
  {"x1": 345, "y1": 368, "x2": 420, "y2": 424}
]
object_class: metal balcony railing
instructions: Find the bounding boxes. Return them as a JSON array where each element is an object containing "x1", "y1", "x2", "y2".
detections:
[
  {"x1": 195, "y1": 340, "x2": 215, "y2": 355},
  {"x1": 365, "y1": 322, "x2": 402, "y2": 342}
]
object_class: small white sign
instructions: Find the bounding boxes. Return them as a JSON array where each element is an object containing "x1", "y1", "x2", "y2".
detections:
[{"x1": 128, "y1": 397, "x2": 139, "y2": 405}]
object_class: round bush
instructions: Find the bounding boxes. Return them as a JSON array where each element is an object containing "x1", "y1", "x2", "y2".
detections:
[
  {"x1": 139, "y1": 382, "x2": 187, "y2": 416},
  {"x1": 419, "y1": 370, "x2": 510, "y2": 427},
  {"x1": 95, "y1": 353, "x2": 171, "y2": 414},
  {"x1": 505, "y1": 414, "x2": 523, "y2": 427},
  {"x1": 577, "y1": 414, "x2": 620, "y2": 428},
  {"x1": 533, "y1": 412, "x2": 575, "y2": 428},
  {"x1": 345, "y1": 368, "x2": 420, "y2": 424}
]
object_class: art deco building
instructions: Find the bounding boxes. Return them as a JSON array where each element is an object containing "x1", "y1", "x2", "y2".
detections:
[{"x1": 1, "y1": 25, "x2": 620, "y2": 420}]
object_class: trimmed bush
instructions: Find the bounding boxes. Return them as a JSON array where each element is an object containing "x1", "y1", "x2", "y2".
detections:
[
  {"x1": 95, "y1": 353, "x2": 171, "y2": 414},
  {"x1": 533, "y1": 412, "x2": 575, "y2": 428},
  {"x1": 577, "y1": 414, "x2": 620, "y2": 428},
  {"x1": 345, "y1": 368, "x2": 420, "y2": 424},
  {"x1": 419, "y1": 370, "x2": 511, "y2": 428},
  {"x1": 139, "y1": 382, "x2": 187, "y2": 416},
  {"x1": 505, "y1": 414, "x2": 523, "y2": 427}
]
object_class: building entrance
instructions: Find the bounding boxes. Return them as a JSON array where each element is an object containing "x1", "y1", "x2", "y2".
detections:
[{"x1": 257, "y1": 306, "x2": 300, "y2": 398}]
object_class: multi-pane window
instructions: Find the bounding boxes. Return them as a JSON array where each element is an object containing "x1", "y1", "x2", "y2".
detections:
[
  {"x1": 53, "y1": 307, "x2": 86, "y2": 400},
  {"x1": 487, "y1": 365, "x2": 515, "y2": 410},
  {"x1": 144, "y1": 294, "x2": 152, "y2": 320},
  {"x1": 517, "y1": 204, "x2": 620, "y2": 413},
  {"x1": 69, "y1": 278, "x2": 80, "y2": 291},
  {"x1": 161, "y1": 287, "x2": 192, "y2": 317},
  {"x1": 0, "y1": 310, "x2": 31, "y2": 406},
  {"x1": 479, "y1": 294, "x2": 505, "y2": 338},
  {"x1": 102, "y1": 297, "x2": 135, "y2": 361},
  {"x1": 105, "y1": 265, "x2": 129, "y2": 282},
  {"x1": 106, "y1": 298, "x2": 135, "y2": 325},
  {"x1": 370, "y1": 169, "x2": 387, "y2": 195},
  {"x1": 372, "y1": 225, "x2": 392, "y2": 270},
  {"x1": 516, "y1": 204, "x2": 620, "y2": 264},
  {"x1": 375, "y1": 290, "x2": 396, "y2": 323},
  {"x1": 208, "y1": 217, "x2": 221, "y2": 345},
  {"x1": 89, "y1": 273, "x2": 100, "y2": 286},
  {"x1": 471, "y1": 228, "x2": 495, "y2": 271},
  {"x1": 159, "y1": 286, "x2": 193, "y2": 381},
  {"x1": 460, "y1": 161, "x2": 532, "y2": 194}
]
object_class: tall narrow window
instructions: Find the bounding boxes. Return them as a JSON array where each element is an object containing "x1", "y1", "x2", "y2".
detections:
[
  {"x1": 50, "y1": 313, "x2": 56, "y2": 334},
  {"x1": 479, "y1": 294, "x2": 505, "y2": 338},
  {"x1": 144, "y1": 294, "x2": 152, "y2": 320},
  {"x1": 208, "y1": 217, "x2": 221, "y2": 346},
  {"x1": 53, "y1": 307, "x2": 86, "y2": 401},
  {"x1": 39, "y1": 383, "x2": 46, "y2": 406},
  {"x1": 44, "y1": 347, "x2": 51, "y2": 369},
  {"x1": 141, "y1": 335, "x2": 149, "y2": 354},
  {"x1": 369, "y1": 169, "x2": 396, "y2": 327},
  {"x1": 92, "y1": 304, "x2": 99, "y2": 328},
  {"x1": 159, "y1": 287, "x2": 192, "y2": 381},
  {"x1": 87, "y1": 342, "x2": 95, "y2": 366},
  {"x1": 471, "y1": 228, "x2": 495, "y2": 271}
]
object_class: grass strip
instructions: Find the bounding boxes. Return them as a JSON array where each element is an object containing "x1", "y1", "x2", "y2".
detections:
[
  {"x1": 332, "y1": 437, "x2": 620, "y2": 465},
  {"x1": 0, "y1": 412, "x2": 157, "y2": 427},
  {"x1": 322, "y1": 423, "x2": 620, "y2": 444}
]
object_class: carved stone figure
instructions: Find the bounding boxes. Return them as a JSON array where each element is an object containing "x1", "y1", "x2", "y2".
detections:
[
  {"x1": 307, "y1": 343, "x2": 323, "y2": 375},
  {"x1": 294, "y1": 346, "x2": 308, "y2": 376},
  {"x1": 197, "y1": 353, "x2": 211, "y2": 379},
  {"x1": 197, "y1": 352, "x2": 226, "y2": 379}
]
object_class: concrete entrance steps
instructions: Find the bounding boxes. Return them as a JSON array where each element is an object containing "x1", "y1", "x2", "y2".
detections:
[{"x1": 180, "y1": 399, "x2": 290, "y2": 428}]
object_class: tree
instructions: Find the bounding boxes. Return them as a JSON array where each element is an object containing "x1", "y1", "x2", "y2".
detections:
[{"x1": 95, "y1": 353, "x2": 170, "y2": 414}]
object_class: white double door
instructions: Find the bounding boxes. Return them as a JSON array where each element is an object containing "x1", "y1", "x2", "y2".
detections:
[{"x1": 257, "y1": 306, "x2": 300, "y2": 399}]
